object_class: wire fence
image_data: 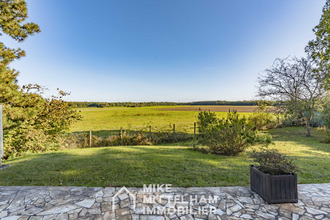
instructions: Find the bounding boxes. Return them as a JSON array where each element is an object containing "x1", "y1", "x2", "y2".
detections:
[{"x1": 65, "y1": 123, "x2": 199, "y2": 148}]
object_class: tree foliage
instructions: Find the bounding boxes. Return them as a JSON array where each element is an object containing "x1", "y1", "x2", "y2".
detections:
[
  {"x1": 1, "y1": 0, "x2": 81, "y2": 159},
  {"x1": 306, "y1": 0, "x2": 330, "y2": 87},
  {"x1": 258, "y1": 57, "x2": 325, "y2": 136},
  {"x1": 248, "y1": 101, "x2": 277, "y2": 130}
]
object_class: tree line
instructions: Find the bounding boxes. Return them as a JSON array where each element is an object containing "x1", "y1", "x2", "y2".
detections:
[{"x1": 68, "y1": 100, "x2": 267, "y2": 108}]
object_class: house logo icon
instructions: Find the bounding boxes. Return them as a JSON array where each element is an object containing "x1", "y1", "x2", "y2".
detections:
[{"x1": 112, "y1": 186, "x2": 136, "y2": 211}]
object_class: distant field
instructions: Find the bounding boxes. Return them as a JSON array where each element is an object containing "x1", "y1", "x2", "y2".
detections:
[
  {"x1": 158, "y1": 105, "x2": 257, "y2": 112},
  {"x1": 71, "y1": 106, "x2": 254, "y2": 133}
]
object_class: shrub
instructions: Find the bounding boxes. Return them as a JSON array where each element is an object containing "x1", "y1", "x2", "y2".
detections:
[
  {"x1": 317, "y1": 126, "x2": 330, "y2": 143},
  {"x1": 197, "y1": 111, "x2": 217, "y2": 134},
  {"x1": 198, "y1": 111, "x2": 271, "y2": 156},
  {"x1": 320, "y1": 95, "x2": 330, "y2": 142},
  {"x1": 248, "y1": 102, "x2": 277, "y2": 130},
  {"x1": 148, "y1": 131, "x2": 191, "y2": 144},
  {"x1": 61, "y1": 128, "x2": 194, "y2": 149},
  {"x1": 250, "y1": 149, "x2": 299, "y2": 175},
  {"x1": 322, "y1": 96, "x2": 330, "y2": 127},
  {"x1": 2, "y1": 89, "x2": 81, "y2": 159},
  {"x1": 280, "y1": 114, "x2": 304, "y2": 127},
  {"x1": 60, "y1": 133, "x2": 90, "y2": 149},
  {"x1": 61, "y1": 131, "x2": 153, "y2": 148},
  {"x1": 121, "y1": 132, "x2": 151, "y2": 146}
]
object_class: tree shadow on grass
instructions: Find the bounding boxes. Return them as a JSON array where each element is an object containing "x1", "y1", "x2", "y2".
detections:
[
  {"x1": 268, "y1": 127, "x2": 330, "y2": 154},
  {"x1": 295, "y1": 156, "x2": 330, "y2": 183},
  {"x1": 260, "y1": 127, "x2": 330, "y2": 184},
  {"x1": 0, "y1": 146, "x2": 251, "y2": 187}
]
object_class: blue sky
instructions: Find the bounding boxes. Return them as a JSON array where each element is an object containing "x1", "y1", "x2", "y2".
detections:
[{"x1": 3, "y1": 0, "x2": 326, "y2": 102}]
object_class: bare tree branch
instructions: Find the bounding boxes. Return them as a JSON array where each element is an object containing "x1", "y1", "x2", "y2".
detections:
[{"x1": 257, "y1": 57, "x2": 325, "y2": 136}]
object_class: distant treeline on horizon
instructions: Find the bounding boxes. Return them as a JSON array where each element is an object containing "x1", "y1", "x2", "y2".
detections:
[{"x1": 68, "y1": 100, "x2": 272, "y2": 108}]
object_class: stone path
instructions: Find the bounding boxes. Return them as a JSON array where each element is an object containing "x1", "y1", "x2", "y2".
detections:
[{"x1": 0, "y1": 184, "x2": 329, "y2": 220}]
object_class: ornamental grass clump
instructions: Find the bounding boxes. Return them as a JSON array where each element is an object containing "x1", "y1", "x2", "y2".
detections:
[{"x1": 250, "y1": 149, "x2": 299, "y2": 175}]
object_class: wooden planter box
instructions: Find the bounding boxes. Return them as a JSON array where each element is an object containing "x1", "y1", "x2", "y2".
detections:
[{"x1": 250, "y1": 165, "x2": 298, "y2": 204}]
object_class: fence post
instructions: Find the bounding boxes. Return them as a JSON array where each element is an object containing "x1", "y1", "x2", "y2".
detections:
[
  {"x1": 120, "y1": 127, "x2": 123, "y2": 145},
  {"x1": 173, "y1": 124, "x2": 175, "y2": 133},
  {"x1": 194, "y1": 122, "x2": 196, "y2": 139},
  {"x1": 89, "y1": 130, "x2": 92, "y2": 148},
  {"x1": 149, "y1": 125, "x2": 151, "y2": 134}
]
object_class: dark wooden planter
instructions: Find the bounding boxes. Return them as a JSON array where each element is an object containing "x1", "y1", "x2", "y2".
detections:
[{"x1": 250, "y1": 165, "x2": 298, "y2": 204}]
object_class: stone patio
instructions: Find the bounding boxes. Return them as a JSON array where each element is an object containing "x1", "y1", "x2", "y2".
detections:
[{"x1": 0, "y1": 184, "x2": 329, "y2": 220}]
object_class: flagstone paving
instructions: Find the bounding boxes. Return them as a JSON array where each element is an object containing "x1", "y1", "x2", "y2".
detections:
[{"x1": 0, "y1": 184, "x2": 329, "y2": 219}]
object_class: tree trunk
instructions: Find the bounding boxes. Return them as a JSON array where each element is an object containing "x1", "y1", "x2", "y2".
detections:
[{"x1": 306, "y1": 119, "x2": 311, "y2": 137}]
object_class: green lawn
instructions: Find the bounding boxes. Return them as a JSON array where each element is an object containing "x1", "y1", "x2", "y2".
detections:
[
  {"x1": 0, "y1": 127, "x2": 329, "y2": 187},
  {"x1": 71, "y1": 106, "x2": 253, "y2": 134}
]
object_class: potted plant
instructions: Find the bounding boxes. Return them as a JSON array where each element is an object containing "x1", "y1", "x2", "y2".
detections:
[{"x1": 250, "y1": 149, "x2": 299, "y2": 204}]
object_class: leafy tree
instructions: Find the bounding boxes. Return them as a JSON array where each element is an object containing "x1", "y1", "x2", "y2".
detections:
[
  {"x1": 322, "y1": 94, "x2": 330, "y2": 127},
  {"x1": 1, "y1": 0, "x2": 40, "y2": 104},
  {"x1": 306, "y1": 0, "x2": 330, "y2": 87},
  {"x1": 307, "y1": 1, "x2": 330, "y2": 140},
  {"x1": 319, "y1": 93, "x2": 330, "y2": 142},
  {"x1": 1, "y1": 0, "x2": 81, "y2": 159},
  {"x1": 258, "y1": 57, "x2": 325, "y2": 137}
]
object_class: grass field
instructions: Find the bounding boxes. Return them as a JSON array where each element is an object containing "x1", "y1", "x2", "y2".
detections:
[
  {"x1": 71, "y1": 106, "x2": 254, "y2": 134},
  {"x1": 0, "y1": 127, "x2": 329, "y2": 187}
]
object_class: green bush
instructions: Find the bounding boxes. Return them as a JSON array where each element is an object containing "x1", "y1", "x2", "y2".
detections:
[
  {"x1": 62, "y1": 131, "x2": 164, "y2": 148},
  {"x1": 1, "y1": 87, "x2": 82, "y2": 159},
  {"x1": 317, "y1": 126, "x2": 330, "y2": 143},
  {"x1": 148, "y1": 131, "x2": 191, "y2": 144},
  {"x1": 61, "y1": 129, "x2": 193, "y2": 149},
  {"x1": 120, "y1": 132, "x2": 151, "y2": 146},
  {"x1": 250, "y1": 149, "x2": 299, "y2": 175},
  {"x1": 198, "y1": 111, "x2": 271, "y2": 156},
  {"x1": 322, "y1": 98, "x2": 330, "y2": 127},
  {"x1": 320, "y1": 95, "x2": 330, "y2": 142},
  {"x1": 248, "y1": 102, "x2": 277, "y2": 130},
  {"x1": 197, "y1": 111, "x2": 218, "y2": 134},
  {"x1": 60, "y1": 133, "x2": 91, "y2": 149}
]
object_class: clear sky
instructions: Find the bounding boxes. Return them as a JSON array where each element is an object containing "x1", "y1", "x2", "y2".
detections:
[{"x1": 2, "y1": 0, "x2": 326, "y2": 102}]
